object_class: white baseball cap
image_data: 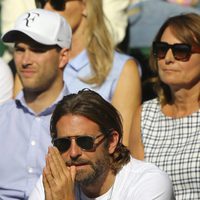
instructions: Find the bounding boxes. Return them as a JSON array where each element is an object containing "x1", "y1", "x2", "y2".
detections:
[{"x1": 1, "y1": 8, "x2": 72, "y2": 48}]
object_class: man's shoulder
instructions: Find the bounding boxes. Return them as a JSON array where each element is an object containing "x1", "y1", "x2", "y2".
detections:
[
  {"x1": 132, "y1": 157, "x2": 161, "y2": 171},
  {"x1": 124, "y1": 157, "x2": 166, "y2": 175},
  {"x1": 0, "y1": 100, "x2": 20, "y2": 127},
  {"x1": 0, "y1": 99, "x2": 16, "y2": 111},
  {"x1": 119, "y1": 157, "x2": 172, "y2": 187},
  {"x1": 114, "y1": 157, "x2": 173, "y2": 199}
]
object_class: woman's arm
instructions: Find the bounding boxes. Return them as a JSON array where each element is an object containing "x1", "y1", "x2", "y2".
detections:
[
  {"x1": 129, "y1": 105, "x2": 144, "y2": 160},
  {"x1": 111, "y1": 59, "x2": 141, "y2": 147}
]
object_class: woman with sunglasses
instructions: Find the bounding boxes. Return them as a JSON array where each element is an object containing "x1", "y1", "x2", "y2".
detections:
[
  {"x1": 42, "y1": 0, "x2": 141, "y2": 147},
  {"x1": 1, "y1": 0, "x2": 129, "y2": 46},
  {"x1": 2, "y1": 0, "x2": 141, "y2": 147},
  {"x1": 1, "y1": 0, "x2": 131, "y2": 93},
  {"x1": 129, "y1": 13, "x2": 200, "y2": 199}
]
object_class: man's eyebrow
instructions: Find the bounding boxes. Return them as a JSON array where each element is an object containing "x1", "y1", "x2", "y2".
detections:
[
  {"x1": 30, "y1": 46, "x2": 56, "y2": 52},
  {"x1": 14, "y1": 44, "x2": 25, "y2": 50},
  {"x1": 14, "y1": 43, "x2": 20, "y2": 48},
  {"x1": 14, "y1": 42, "x2": 57, "y2": 51}
]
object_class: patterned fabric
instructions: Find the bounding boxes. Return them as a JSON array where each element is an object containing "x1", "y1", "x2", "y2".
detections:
[{"x1": 141, "y1": 98, "x2": 200, "y2": 200}]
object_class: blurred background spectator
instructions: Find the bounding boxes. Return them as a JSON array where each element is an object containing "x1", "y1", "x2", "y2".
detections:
[
  {"x1": 0, "y1": 2, "x2": 14, "y2": 102},
  {"x1": 1, "y1": 0, "x2": 130, "y2": 63},
  {"x1": 0, "y1": 57, "x2": 13, "y2": 103},
  {"x1": 1, "y1": 0, "x2": 36, "y2": 63},
  {"x1": 167, "y1": 0, "x2": 200, "y2": 7},
  {"x1": 128, "y1": 0, "x2": 200, "y2": 50}
]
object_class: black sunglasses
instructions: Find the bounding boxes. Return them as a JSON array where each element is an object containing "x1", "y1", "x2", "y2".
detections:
[
  {"x1": 153, "y1": 41, "x2": 200, "y2": 61},
  {"x1": 35, "y1": 0, "x2": 80, "y2": 10},
  {"x1": 35, "y1": 0, "x2": 48, "y2": 8},
  {"x1": 52, "y1": 133, "x2": 106, "y2": 153}
]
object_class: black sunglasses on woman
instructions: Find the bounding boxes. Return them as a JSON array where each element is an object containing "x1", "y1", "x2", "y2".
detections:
[{"x1": 35, "y1": 0, "x2": 81, "y2": 11}]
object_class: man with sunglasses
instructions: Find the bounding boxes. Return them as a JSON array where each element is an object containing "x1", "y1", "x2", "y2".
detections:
[
  {"x1": 29, "y1": 89, "x2": 174, "y2": 200},
  {"x1": 0, "y1": 8, "x2": 72, "y2": 199},
  {"x1": 2, "y1": 0, "x2": 141, "y2": 149}
]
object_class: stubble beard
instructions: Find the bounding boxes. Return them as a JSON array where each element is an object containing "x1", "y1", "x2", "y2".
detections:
[{"x1": 75, "y1": 151, "x2": 111, "y2": 186}]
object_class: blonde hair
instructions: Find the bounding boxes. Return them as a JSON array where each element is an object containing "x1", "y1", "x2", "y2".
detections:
[{"x1": 83, "y1": 0, "x2": 114, "y2": 85}]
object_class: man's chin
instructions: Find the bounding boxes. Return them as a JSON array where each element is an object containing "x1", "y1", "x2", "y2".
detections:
[
  {"x1": 76, "y1": 174, "x2": 96, "y2": 186},
  {"x1": 75, "y1": 168, "x2": 96, "y2": 185},
  {"x1": 23, "y1": 85, "x2": 44, "y2": 93}
]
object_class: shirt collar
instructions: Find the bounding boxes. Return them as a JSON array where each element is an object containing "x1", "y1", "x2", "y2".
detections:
[
  {"x1": 68, "y1": 49, "x2": 89, "y2": 71},
  {"x1": 15, "y1": 83, "x2": 69, "y2": 116}
]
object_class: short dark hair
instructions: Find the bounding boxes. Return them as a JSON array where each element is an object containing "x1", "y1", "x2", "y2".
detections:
[
  {"x1": 50, "y1": 89, "x2": 130, "y2": 174},
  {"x1": 14, "y1": 33, "x2": 62, "y2": 52}
]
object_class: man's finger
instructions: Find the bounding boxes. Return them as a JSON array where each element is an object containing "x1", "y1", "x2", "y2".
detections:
[
  {"x1": 43, "y1": 170, "x2": 53, "y2": 200},
  {"x1": 70, "y1": 165, "x2": 76, "y2": 182}
]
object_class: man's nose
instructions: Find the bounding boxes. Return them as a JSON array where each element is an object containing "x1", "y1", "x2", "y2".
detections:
[
  {"x1": 22, "y1": 50, "x2": 32, "y2": 68},
  {"x1": 69, "y1": 139, "x2": 82, "y2": 160}
]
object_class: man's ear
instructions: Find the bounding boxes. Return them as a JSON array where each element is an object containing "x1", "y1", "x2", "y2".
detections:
[
  {"x1": 58, "y1": 48, "x2": 69, "y2": 69},
  {"x1": 108, "y1": 131, "x2": 120, "y2": 154}
]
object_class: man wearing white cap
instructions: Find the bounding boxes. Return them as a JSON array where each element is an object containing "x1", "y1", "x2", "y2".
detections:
[{"x1": 0, "y1": 8, "x2": 72, "y2": 199}]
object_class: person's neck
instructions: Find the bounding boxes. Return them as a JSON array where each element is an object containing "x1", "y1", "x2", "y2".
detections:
[
  {"x1": 69, "y1": 21, "x2": 87, "y2": 60},
  {"x1": 81, "y1": 170, "x2": 116, "y2": 198},
  {"x1": 24, "y1": 78, "x2": 64, "y2": 114},
  {"x1": 163, "y1": 82, "x2": 200, "y2": 117}
]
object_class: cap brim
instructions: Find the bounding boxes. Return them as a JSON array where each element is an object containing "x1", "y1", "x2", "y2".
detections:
[{"x1": 1, "y1": 29, "x2": 57, "y2": 46}]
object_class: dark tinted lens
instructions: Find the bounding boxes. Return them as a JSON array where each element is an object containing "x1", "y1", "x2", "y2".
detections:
[
  {"x1": 50, "y1": 0, "x2": 66, "y2": 10},
  {"x1": 54, "y1": 138, "x2": 71, "y2": 153},
  {"x1": 76, "y1": 136, "x2": 94, "y2": 150},
  {"x1": 35, "y1": 0, "x2": 47, "y2": 8},
  {"x1": 153, "y1": 42, "x2": 169, "y2": 59},
  {"x1": 172, "y1": 44, "x2": 191, "y2": 60}
]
